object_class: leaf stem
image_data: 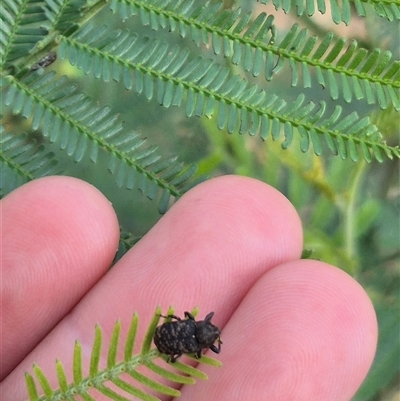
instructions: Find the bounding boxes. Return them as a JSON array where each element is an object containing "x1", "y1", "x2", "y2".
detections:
[{"x1": 343, "y1": 159, "x2": 366, "y2": 277}]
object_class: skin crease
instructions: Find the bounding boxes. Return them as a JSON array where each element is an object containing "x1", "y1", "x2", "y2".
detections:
[{"x1": 0, "y1": 175, "x2": 377, "y2": 400}]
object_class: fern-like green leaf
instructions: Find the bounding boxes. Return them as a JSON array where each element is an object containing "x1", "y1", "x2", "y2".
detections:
[
  {"x1": 25, "y1": 372, "x2": 40, "y2": 401},
  {"x1": 25, "y1": 308, "x2": 221, "y2": 401},
  {"x1": 33, "y1": 364, "x2": 54, "y2": 397},
  {"x1": 1, "y1": 71, "x2": 200, "y2": 212},
  {"x1": 109, "y1": 0, "x2": 276, "y2": 74},
  {"x1": 281, "y1": 28, "x2": 400, "y2": 110},
  {"x1": 42, "y1": 0, "x2": 86, "y2": 32},
  {"x1": 113, "y1": 228, "x2": 143, "y2": 264},
  {"x1": 107, "y1": 0, "x2": 399, "y2": 110},
  {"x1": 55, "y1": 360, "x2": 68, "y2": 392},
  {"x1": 0, "y1": 0, "x2": 49, "y2": 70},
  {"x1": 73, "y1": 340, "x2": 83, "y2": 385},
  {"x1": 107, "y1": 320, "x2": 121, "y2": 368},
  {"x1": 0, "y1": 127, "x2": 59, "y2": 198},
  {"x1": 56, "y1": 25, "x2": 399, "y2": 162},
  {"x1": 259, "y1": 0, "x2": 400, "y2": 24}
]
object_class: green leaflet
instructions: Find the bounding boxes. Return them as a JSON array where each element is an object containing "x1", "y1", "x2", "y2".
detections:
[
  {"x1": 25, "y1": 309, "x2": 222, "y2": 401},
  {"x1": 1, "y1": 0, "x2": 398, "y2": 209},
  {"x1": 259, "y1": 0, "x2": 399, "y2": 24},
  {"x1": 106, "y1": 0, "x2": 399, "y2": 110},
  {"x1": 53, "y1": 23, "x2": 398, "y2": 162},
  {"x1": 0, "y1": 128, "x2": 59, "y2": 197},
  {"x1": 1, "y1": 69, "x2": 199, "y2": 211}
]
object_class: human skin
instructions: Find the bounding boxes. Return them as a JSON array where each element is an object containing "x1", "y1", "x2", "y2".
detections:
[{"x1": 1, "y1": 175, "x2": 377, "y2": 400}]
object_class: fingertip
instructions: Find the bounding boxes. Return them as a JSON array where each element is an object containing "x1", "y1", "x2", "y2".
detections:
[
  {"x1": 190, "y1": 260, "x2": 377, "y2": 401},
  {"x1": 124, "y1": 174, "x2": 303, "y2": 317},
  {"x1": 165, "y1": 174, "x2": 304, "y2": 265},
  {"x1": 1, "y1": 176, "x2": 120, "y2": 378},
  {"x1": 263, "y1": 260, "x2": 378, "y2": 393},
  {"x1": 4, "y1": 176, "x2": 120, "y2": 267}
]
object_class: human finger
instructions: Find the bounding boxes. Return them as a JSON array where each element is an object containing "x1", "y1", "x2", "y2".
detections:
[
  {"x1": 181, "y1": 260, "x2": 377, "y2": 401},
  {"x1": 1, "y1": 176, "x2": 120, "y2": 380}
]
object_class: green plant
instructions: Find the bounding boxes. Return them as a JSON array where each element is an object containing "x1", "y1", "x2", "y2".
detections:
[
  {"x1": 1, "y1": 0, "x2": 399, "y2": 399},
  {"x1": 24, "y1": 307, "x2": 222, "y2": 400}
]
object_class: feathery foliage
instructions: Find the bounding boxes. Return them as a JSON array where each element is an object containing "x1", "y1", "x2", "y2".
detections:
[
  {"x1": 24, "y1": 308, "x2": 222, "y2": 401},
  {"x1": 260, "y1": 0, "x2": 400, "y2": 24},
  {"x1": 110, "y1": 0, "x2": 399, "y2": 110},
  {"x1": 1, "y1": 69, "x2": 200, "y2": 212},
  {"x1": 0, "y1": 125, "x2": 59, "y2": 196},
  {"x1": 1, "y1": 0, "x2": 398, "y2": 178},
  {"x1": 54, "y1": 21, "x2": 399, "y2": 163}
]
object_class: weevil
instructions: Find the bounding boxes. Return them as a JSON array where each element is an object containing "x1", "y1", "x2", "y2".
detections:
[
  {"x1": 30, "y1": 52, "x2": 57, "y2": 71},
  {"x1": 154, "y1": 311, "x2": 222, "y2": 362}
]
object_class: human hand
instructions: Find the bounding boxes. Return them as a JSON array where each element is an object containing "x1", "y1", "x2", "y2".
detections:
[{"x1": 1, "y1": 175, "x2": 377, "y2": 400}]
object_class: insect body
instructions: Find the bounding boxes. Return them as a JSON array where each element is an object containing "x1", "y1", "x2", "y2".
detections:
[
  {"x1": 30, "y1": 52, "x2": 57, "y2": 71},
  {"x1": 154, "y1": 311, "x2": 222, "y2": 362}
]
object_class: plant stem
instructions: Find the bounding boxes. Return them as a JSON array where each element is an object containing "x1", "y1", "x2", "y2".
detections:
[{"x1": 344, "y1": 159, "x2": 366, "y2": 277}]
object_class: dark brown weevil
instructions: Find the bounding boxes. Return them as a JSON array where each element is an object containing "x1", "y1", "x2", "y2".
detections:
[{"x1": 154, "y1": 311, "x2": 222, "y2": 363}]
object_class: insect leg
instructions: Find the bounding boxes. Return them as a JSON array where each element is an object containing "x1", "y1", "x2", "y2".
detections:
[{"x1": 158, "y1": 314, "x2": 181, "y2": 320}]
